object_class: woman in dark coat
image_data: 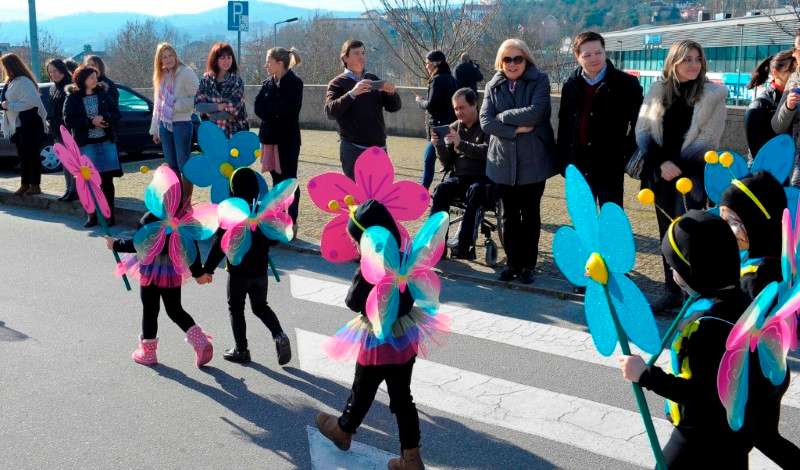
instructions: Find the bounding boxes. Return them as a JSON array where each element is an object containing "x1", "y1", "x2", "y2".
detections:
[
  {"x1": 416, "y1": 50, "x2": 459, "y2": 189},
  {"x1": 46, "y1": 58, "x2": 75, "y2": 201},
  {"x1": 746, "y1": 50, "x2": 795, "y2": 160},
  {"x1": 254, "y1": 47, "x2": 304, "y2": 233},
  {"x1": 480, "y1": 39, "x2": 559, "y2": 285}
]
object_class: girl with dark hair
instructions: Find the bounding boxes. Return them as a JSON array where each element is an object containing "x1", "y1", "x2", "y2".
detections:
[
  {"x1": 63, "y1": 65, "x2": 122, "y2": 227},
  {"x1": 745, "y1": 51, "x2": 795, "y2": 158},
  {"x1": 84, "y1": 55, "x2": 119, "y2": 105},
  {"x1": 772, "y1": 34, "x2": 800, "y2": 186},
  {"x1": 0, "y1": 53, "x2": 47, "y2": 195},
  {"x1": 254, "y1": 47, "x2": 304, "y2": 229},
  {"x1": 46, "y1": 58, "x2": 76, "y2": 200},
  {"x1": 195, "y1": 43, "x2": 248, "y2": 137},
  {"x1": 416, "y1": 50, "x2": 459, "y2": 189}
]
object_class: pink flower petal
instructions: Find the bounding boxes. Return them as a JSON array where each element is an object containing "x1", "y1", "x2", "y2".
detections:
[
  {"x1": 320, "y1": 214, "x2": 358, "y2": 262},
  {"x1": 381, "y1": 181, "x2": 430, "y2": 221},
  {"x1": 354, "y1": 147, "x2": 395, "y2": 200},
  {"x1": 307, "y1": 172, "x2": 364, "y2": 213},
  {"x1": 75, "y1": 181, "x2": 95, "y2": 214}
]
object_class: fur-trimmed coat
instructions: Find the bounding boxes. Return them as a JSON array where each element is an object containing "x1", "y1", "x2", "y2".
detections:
[{"x1": 635, "y1": 79, "x2": 727, "y2": 188}]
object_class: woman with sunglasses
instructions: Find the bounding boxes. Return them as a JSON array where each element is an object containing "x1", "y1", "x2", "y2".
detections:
[
  {"x1": 635, "y1": 40, "x2": 727, "y2": 313},
  {"x1": 480, "y1": 39, "x2": 558, "y2": 284}
]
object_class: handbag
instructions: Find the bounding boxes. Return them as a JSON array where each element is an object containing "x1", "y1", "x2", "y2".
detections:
[{"x1": 624, "y1": 147, "x2": 647, "y2": 180}]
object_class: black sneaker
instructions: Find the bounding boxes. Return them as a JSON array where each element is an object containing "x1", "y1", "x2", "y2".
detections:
[
  {"x1": 519, "y1": 269, "x2": 534, "y2": 285},
  {"x1": 223, "y1": 348, "x2": 251, "y2": 364},
  {"x1": 83, "y1": 214, "x2": 98, "y2": 228},
  {"x1": 275, "y1": 332, "x2": 292, "y2": 366},
  {"x1": 652, "y1": 292, "x2": 683, "y2": 313},
  {"x1": 499, "y1": 267, "x2": 519, "y2": 282}
]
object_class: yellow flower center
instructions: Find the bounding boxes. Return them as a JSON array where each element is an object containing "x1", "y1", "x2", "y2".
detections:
[
  {"x1": 219, "y1": 162, "x2": 234, "y2": 178},
  {"x1": 79, "y1": 166, "x2": 92, "y2": 181},
  {"x1": 585, "y1": 252, "x2": 608, "y2": 285}
]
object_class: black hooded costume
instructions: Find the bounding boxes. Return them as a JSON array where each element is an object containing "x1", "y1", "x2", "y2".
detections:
[{"x1": 638, "y1": 210, "x2": 754, "y2": 469}]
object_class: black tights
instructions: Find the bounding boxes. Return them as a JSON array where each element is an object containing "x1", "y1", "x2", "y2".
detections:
[
  {"x1": 227, "y1": 274, "x2": 284, "y2": 350},
  {"x1": 140, "y1": 285, "x2": 196, "y2": 339}
]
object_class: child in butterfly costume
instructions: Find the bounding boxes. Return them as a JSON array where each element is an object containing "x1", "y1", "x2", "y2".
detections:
[
  {"x1": 202, "y1": 167, "x2": 293, "y2": 365},
  {"x1": 620, "y1": 211, "x2": 758, "y2": 469},
  {"x1": 107, "y1": 165, "x2": 216, "y2": 367},
  {"x1": 718, "y1": 172, "x2": 800, "y2": 467},
  {"x1": 315, "y1": 200, "x2": 450, "y2": 470}
]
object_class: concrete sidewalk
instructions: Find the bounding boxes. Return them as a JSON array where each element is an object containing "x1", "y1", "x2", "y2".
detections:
[{"x1": 0, "y1": 129, "x2": 668, "y2": 302}]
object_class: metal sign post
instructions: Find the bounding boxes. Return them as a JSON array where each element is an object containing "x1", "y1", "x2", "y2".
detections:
[{"x1": 228, "y1": 1, "x2": 249, "y2": 61}]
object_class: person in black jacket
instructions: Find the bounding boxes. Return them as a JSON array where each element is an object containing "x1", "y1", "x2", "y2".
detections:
[
  {"x1": 63, "y1": 65, "x2": 122, "y2": 227},
  {"x1": 255, "y1": 47, "x2": 303, "y2": 230},
  {"x1": 46, "y1": 58, "x2": 75, "y2": 201},
  {"x1": 718, "y1": 172, "x2": 800, "y2": 468},
  {"x1": 416, "y1": 50, "x2": 459, "y2": 189},
  {"x1": 747, "y1": 51, "x2": 796, "y2": 159},
  {"x1": 619, "y1": 210, "x2": 757, "y2": 468},
  {"x1": 454, "y1": 53, "x2": 484, "y2": 92},
  {"x1": 203, "y1": 168, "x2": 291, "y2": 366},
  {"x1": 557, "y1": 31, "x2": 643, "y2": 207},
  {"x1": 325, "y1": 40, "x2": 401, "y2": 179},
  {"x1": 430, "y1": 87, "x2": 490, "y2": 259}
]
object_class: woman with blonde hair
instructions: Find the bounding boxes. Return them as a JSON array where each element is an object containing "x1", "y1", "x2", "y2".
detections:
[
  {"x1": 254, "y1": 47, "x2": 304, "y2": 230},
  {"x1": 635, "y1": 40, "x2": 727, "y2": 312},
  {"x1": 480, "y1": 38, "x2": 558, "y2": 284},
  {"x1": 0, "y1": 53, "x2": 47, "y2": 195},
  {"x1": 150, "y1": 42, "x2": 199, "y2": 198}
]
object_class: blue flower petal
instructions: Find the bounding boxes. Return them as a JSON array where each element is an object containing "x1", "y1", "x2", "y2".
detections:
[
  {"x1": 182, "y1": 154, "x2": 216, "y2": 188},
  {"x1": 197, "y1": 121, "x2": 229, "y2": 164},
  {"x1": 752, "y1": 134, "x2": 795, "y2": 184},
  {"x1": 608, "y1": 273, "x2": 661, "y2": 355},
  {"x1": 785, "y1": 187, "x2": 799, "y2": 221},
  {"x1": 598, "y1": 203, "x2": 635, "y2": 273},
  {"x1": 553, "y1": 226, "x2": 589, "y2": 287},
  {"x1": 229, "y1": 130, "x2": 259, "y2": 168},
  {"x1": 210, "y1": 179, "x2": 232, "y2": 203},
  {"x1": 704, "y1": 151, "x2": 748, "y2": 204},
  {"x1": 565, "y1": 165, "x2": 599, "y2": 251},
  {"x1": 585, "y1": 281, "x2": 618, "y2": 356}
]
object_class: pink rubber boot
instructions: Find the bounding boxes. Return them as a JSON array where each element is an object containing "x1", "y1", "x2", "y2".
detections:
[
  {"x1": 186, "y1": 325, "x2": 213, "y2": 367},
  {"x1": 132, "y1": 337, "x2": 158, "y2": 366}
]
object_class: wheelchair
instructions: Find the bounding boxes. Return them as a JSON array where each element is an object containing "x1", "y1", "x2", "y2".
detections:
[{"x1": 444, "y1": 179, "x2": 504, "y2": 266}]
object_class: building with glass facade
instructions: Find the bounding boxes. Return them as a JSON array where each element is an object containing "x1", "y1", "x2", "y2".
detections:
[{"x1": 603, "y1": 11, "x2": 800, "y2": 104}]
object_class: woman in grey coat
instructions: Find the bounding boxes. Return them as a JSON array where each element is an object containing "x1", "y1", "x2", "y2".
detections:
[{"x1": 480, "y1": 38, "x2": 558, "y2": 284}]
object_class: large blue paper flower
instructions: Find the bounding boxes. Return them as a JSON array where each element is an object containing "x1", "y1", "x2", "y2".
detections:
[
  {"x1": 705, "y1": 134, "x2": 799, "y2": 217},
  {"x1": 552, "y1": 165, "x2": 662, "y2": 357},
  {"x1": 183, "y1": 121, "x2": 260, "y2": 203}
]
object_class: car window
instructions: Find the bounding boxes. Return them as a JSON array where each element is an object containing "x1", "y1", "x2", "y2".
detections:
[{"x1": 118, "y1": 88, "x2": 150, "y2": 112}]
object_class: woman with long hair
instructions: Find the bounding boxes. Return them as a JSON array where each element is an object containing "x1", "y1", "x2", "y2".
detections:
[
  {"x1": 635, "y1": 40, "x2": 727, "y2": 312},
  {"x1": 480, "y1": 39, "x2": 559, "y2": 284},
  {"x1": 46, "y1": 58, "x2": 75, "y2": 201},
  {"x1": 150, "y1": 43, "x2": 199, "y2": 200},
  {"x1": 254, "y1": 47, "x2": 303, "y2": 231},
  {"x1": 84, "y1": 55, "x2": 119, "y2": 105},
  {"x1": 63, "y1": 65, "x2": 122, "y2": 227},
  {"x1": 746, "y1": 50, "x2": 795, "y2": 158},
  {"x1": 416, "y1": 50, "x2": 459, "y2": 189},
  {"x1": 0, "y1": 53, "x2": 47, "y2": 195},
  {"x1": 195, "y1": 43, "x2": 248, "y2": 137}
]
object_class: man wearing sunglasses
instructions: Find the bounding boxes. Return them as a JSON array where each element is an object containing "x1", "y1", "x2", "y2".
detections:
[{"x1": 557, "y1": 31, "x2": 643, "y2": 207}]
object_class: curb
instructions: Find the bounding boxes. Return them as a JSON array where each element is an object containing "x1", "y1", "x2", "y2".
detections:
[{"x1": 0, "y1": 187, "x2": 584, "y2": 302}]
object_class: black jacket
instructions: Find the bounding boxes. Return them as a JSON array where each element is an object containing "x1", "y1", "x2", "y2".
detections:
[
  {"x1": 112, "y1": 212, "x2": 204, "y2": 279},
  {"x1": 203, "y1": 227, "x2": 279, "y2": 278},
  {"x1": 454, "y1": 61, "x2": 483, "y2": 92},
  {"x1": 254, "y1": 69, "x2": 303, "y2": 147},
  {"x1": 418, "y1": 72, "x2": 459, "y2": 127},
  {"x1": 557, "y1": 61, "x2": 642, "y2": 177},
  {"x1": 47, "y1": 77, "x2": 71, "y2": 141},
  {"x1": 99, "y1": 76, "x2": 119, "y2": 105},
  {"x1": 63, "y1": 83, "x2": 121, "y2": 147},
  {"x1": 434, "y1": 119, "x2": 487, "y2": 177},
  {"x1": 325, "y1": 71, "x2": 402, "y2": 147},
  {"x1": 745, "y1": 84, "x2": 782, "y2": 158},
  {"x1": 345, "y1": 268, "x2": 414, "y2": 320}
]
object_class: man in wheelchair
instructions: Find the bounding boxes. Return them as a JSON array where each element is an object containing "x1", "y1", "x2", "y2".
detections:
[{"x1": 430, "y1": 87, "x2": 491, "y2": 260}]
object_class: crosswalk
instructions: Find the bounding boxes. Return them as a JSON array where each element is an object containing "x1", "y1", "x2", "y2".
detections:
[{"x1": 289, "y1": 273, "x2": 786, "y2": 469}]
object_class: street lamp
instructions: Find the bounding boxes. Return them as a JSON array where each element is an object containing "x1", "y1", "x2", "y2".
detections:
[
  {"x1": 273, "y1": 17, "x2": 298, "y2": 48},
  {"x1": 28, "y1": 0, "x2": 40, "y2": 80}
]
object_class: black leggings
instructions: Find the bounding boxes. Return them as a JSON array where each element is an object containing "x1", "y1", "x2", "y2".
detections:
[
  {"x1": 751, "y1": 372, "x2": 800, "y2": 468},
  {"x1": 100, "y1": 173, "x2": 115, "y2": 217},
  {"x1": 14, "y1": 121, "x2": 44, "y2": 186},
  {"x1": 270, "y1": 142, "x2": 300, "y2": 225},
  {"x1": 227, "y1": 274, "x2": 284, "y2": 350},
  {"x1": 496, "y1": 181, "x2": 546, "y2": 270},
  {"x1": 338, "y1": 357, "x2": 420, "y2": 450},
  {"x1": 141, "y1": 285, "x2": 196, "y2": 339},
  {"x1": 661, "y1": 428, "x2": 749, "y2": 469}
]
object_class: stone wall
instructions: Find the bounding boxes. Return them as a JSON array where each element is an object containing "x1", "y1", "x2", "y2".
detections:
[{"x1": 134, "y1": 85, "x2": 750, "y2": 155}]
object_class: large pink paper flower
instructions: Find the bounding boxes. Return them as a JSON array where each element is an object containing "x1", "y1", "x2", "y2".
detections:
[
  {"x1": 307, "y1": 146, "x2": 430, "y2": 262},
  {"x1": 53, "y1": 125, "x2": 111, "y2": 219}
]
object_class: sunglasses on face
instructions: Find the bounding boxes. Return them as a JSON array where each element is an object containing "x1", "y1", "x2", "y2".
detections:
[{"x1": 502, "y1": 56, "x2": 525, "y2": 65}]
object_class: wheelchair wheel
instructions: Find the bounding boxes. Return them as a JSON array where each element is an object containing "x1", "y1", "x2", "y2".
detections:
[{"x1": 484, "y1": 239, "x2": 498, "y2": 267}]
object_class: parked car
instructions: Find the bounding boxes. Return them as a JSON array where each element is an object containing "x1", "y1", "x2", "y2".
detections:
[{"x1": 0, "y1": 82, "x2": 160, "y2": 172}]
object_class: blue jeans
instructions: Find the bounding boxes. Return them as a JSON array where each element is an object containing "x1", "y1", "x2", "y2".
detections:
[
  {"x1": 421, "y1": 142, "x2": 436, "y2": 189},
  {"x1": 159, "y1": 121, "x2": 193, "y2": 175}
]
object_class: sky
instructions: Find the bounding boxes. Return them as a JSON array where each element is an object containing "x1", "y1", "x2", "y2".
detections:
[{"x1": 5, "y1": 0, "x2": 368, "y2": 21}]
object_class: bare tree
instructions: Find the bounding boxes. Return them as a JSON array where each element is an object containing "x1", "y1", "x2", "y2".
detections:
[
  {"x1": 763, "y1": 0, "x2": 800, "y2": 38},
  {"x1": 104, "y1": 19, "x2": 185, "y2": 88},
  {"x1": 363, "y1": 0, "x2": 500, "y2": 83},
  {"x1": 12, "y1": 29, "x2": 65, "y2": 79}
]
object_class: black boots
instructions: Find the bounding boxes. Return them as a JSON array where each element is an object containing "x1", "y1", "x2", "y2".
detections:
[
  {"x1": 222, "y1": 348, "x2": 251, "y2": 364},
  {"x1": 275, "y1": 332, "x2": 292, "y2": 366}
]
